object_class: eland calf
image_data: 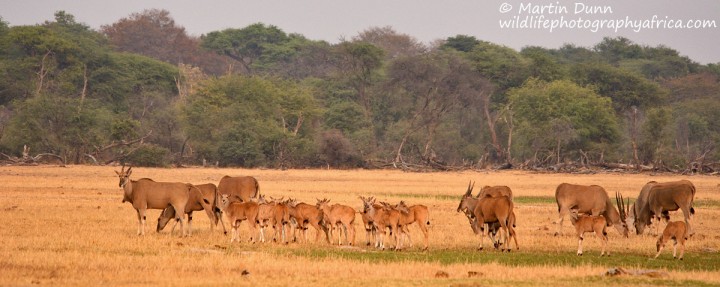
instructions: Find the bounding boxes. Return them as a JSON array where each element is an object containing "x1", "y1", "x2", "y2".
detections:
[
  {"x1": 218, "y1": 194, "x2": 259, "y2": 243},
  {"x1": 395, "y1": 201, "x2": 430, "y2": 250},
  {"x1": 654, "y1": 221, "x2": 689, "y2": 260},
  {"x1": 316, "y1": 198, "x2": 356, "y2": 246},
  {"x1": 286, "y1": 199, "x2": 329, "y2": 244},
  {"x1": 359, "y1": 196, "x2": 382, "y2": 246},
  {"x1": 570, "y1": 210, "x2": 608, "y2": 256},
  {"x1": 361, "y1": 197, "x2": 402, "y2": 250}
]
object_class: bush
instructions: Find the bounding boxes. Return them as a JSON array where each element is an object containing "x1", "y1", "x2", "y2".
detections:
[
  {"x1": 217, "y1": 131, "x2": 265, "y2": 167},
  {"x1": 124, "y1": 144, "x2": 170, "y2": 167},
  {"x1": 319, "y1": 130, "x2": 364, "y2": 168}
]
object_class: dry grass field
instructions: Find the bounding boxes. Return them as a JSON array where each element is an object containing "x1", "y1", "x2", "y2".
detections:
[{"x1": 1, "y1": 165, "x2": 719, "y2": 286}]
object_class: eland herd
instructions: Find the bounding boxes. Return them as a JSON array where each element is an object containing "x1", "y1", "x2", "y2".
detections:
[{"x1": 115, "y1": 165, "x2": 696, "y2": 260}]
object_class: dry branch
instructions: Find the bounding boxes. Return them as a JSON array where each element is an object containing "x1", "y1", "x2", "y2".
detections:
[{"x1": 1, "y1": 145, "x2": 66, "y2": 166}]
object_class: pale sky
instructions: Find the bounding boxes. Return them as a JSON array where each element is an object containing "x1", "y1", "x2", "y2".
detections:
[{"x1": 2, "y1": 0, "x2": 719, "y2": 63}]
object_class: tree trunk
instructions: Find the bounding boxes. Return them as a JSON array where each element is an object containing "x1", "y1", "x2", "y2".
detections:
[
  {"x1": 629, "y1": 107, "x2": 642, "y2": 171},
  {"x1": 482, "y1": 93, "x2": 505, "y2": 161},
  {"x1": 504, "y1": 108, "x2": 514, "y2": 164},
  {"x1": 78, "y1": 64, "x2": 88, "y2": 112},
  {"x1": 35, "y1": 50, "x2": 52, "y2": 96},
  {"x1": 556, "y1": 138, "x2": 562, "y2": 165}
]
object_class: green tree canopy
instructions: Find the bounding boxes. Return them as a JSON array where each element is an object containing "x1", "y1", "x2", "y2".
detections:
[
  {"x1": 181, "y1": 75, "x2": 319, "y2": 167},
  {"x1": 509, "y1": 79, "x2": 619, "y2": 162},
  {"x1": 201, "y1": 23, "x2": 290, "y2": 74}
]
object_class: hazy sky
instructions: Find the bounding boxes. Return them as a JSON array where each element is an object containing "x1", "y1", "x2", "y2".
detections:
[{"x1": 2, "y1": 0, "x2": 719, "y2": 63}]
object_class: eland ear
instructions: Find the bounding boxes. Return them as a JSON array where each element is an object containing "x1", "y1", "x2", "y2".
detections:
[{"x1": 115, "y1": 170, "x2": 121, "y2": 176}]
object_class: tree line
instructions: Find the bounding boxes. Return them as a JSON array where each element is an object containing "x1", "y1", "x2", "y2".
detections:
[{"x1": 1, "y1": 10, "x2": 719, "y2": 173}]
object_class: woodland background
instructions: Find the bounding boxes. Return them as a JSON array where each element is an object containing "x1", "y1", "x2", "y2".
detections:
[{"x1": 1, "y1": 10, "x2": 719, "y2": 172}]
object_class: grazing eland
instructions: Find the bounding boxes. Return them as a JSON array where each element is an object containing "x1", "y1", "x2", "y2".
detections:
[
  {"x1": 654, "y1": 221, "x2": 689, "y2": 260},
  {"x1": 469, "y1": 195, "x2": 517, "y2": 252},
  {"x1": 458, "y1": 181, "x2": 516, "y2": 249},
  {"x1": 156, "y1": 183, "x2": 223, "y2": 235},
  {"x1": 633, "y1": 180, "x2": 696, "y2": 236}
]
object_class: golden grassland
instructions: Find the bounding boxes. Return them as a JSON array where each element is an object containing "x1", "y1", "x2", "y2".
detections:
[{"x1": 1, "y1": 165, "x2": 719, "y2": 286}]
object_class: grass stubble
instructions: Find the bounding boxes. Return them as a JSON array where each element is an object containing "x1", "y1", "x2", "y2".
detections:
[{"x1": 0, "y1": 165, "x2": 719, "y2": 286}]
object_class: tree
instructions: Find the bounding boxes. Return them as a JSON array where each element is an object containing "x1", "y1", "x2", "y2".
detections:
[
  {"x1": 443, "y1": 35, "x2": 480, "y2": 53},
  {"x1": 102, "y1": 9, "x2": 199, "y2": 66},
  {"x1": 554, "y1": 44, "x2": 603, "y2": 64},
  {"x1": 259, "y1": 36, "x2": 337, "y2": 79},
  {"x1": 594, "y1": 37, "x2": 643, "y2": 64},
  {"x1": 521, "y1": 46, "x2": 567, "y2": 82},
  {"x1": 446, "y1": 38, "x2": 529, "y2": 163},
  {"x1": 572, "y1": 63, "x2": 666, "y2": 112},
  {"x1": 639, "y1": 107, "x2": 673, "y2": 165},
  {"x1": 386, "y1": 50, "x2": 490, "y2": 166},
  {"x1": 201, "y1": 23, "x2": 290, "y2": 74},
  {"x1": 334, "y1": 41, "x2": 385, "y2": 120},
  {"x1": 509, "y1": 79, "x2": 619, "y2": 165},
  {"x1": 0, "y1": 12, "x2": 181, "y2": 165},
  {"x1": 180, "y1": 75, "x2": 319, "y2": 167},
  {"x1": 462, "y1": 40, "x2": 529, "y2": 92},
  {"x1": 354, "y1": 26, "x2": 426, "y2": 59}
]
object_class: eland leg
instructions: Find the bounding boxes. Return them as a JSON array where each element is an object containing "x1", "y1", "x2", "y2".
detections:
[
  {"x1": 577, "y1": 234, "x2": 584, "y2": 256},
  {"x1": 556, "y1": 208, "x2": 568, "y2": 236},
  {"x1": 135, "y1": 209, "x2": 144, "y2": 236}
]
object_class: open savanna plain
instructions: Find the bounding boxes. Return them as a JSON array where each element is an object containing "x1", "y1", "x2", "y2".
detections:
[{"x1": 1, "y1": 165, "x2": 719, "y2": 286}]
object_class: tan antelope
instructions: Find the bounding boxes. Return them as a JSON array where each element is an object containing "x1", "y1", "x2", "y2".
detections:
[
  {"x1": 361, "y1": 197, "x2": 402, "y2": 250},
  {"x1": 395, "y1": 201, "x2": 430, "y2": 250},
  {"x1": 359, "y1": 196, "x2": 382, "y2": 246},
  {"x1": 218, "y1": 175, "x2": 260, "y2": 202},
  {"x1": 470, "y1": 195, "x2": 517, "y2": 252},
  {"x1": 316, "y1": 198, "x2": 356, "y2": 246},
  {"x1": 570, "y1": 210, "x2": 608, "y2": 256},
  {"x1": 457, "y1": 181, "x2": 517, "y2": 249},
  {"x1": 218, "y1": 194, "x2": 259, "y2": 243},
  {"x1": 286, "y1": 199, "x2": 330, "y2": 243},
  {"x1": 654, "y1": 221, "x2": 689, "y2": 260},
  {"x1": 477, "y1": 185, "x2": 513, "y2": 200},
  {"x1": 116, "y1": 166, "x2": 192, "y2": 237},
  {"x1": 554, "y1": 183, "x2": 629, "y2": 238},
  {"x1": 256, "y1": 196, "x2": 291, "y2": 243},
  {"x1": 633, "y1": 180, "x2": 696, "y2": 237},
  {"x1": 157, "y1": 183, "x2": 224, "y2": 235}
]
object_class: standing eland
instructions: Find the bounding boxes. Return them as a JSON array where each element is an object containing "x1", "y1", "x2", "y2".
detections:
[
  {"x1": 218, "y1": 175, "x2": 260, "y2": 202},
  {"x1": 116, "y1": 166, "x2": 192, "y2": 236},
  {"x1": 554, "y1": 183, "x2": 629, "y2": 238}
]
